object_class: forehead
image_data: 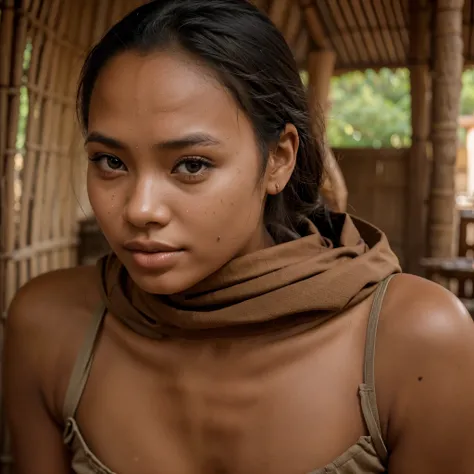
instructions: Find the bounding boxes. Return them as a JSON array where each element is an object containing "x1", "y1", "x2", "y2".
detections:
[{"x1": 88, "y1": 50, "x2": 246, "y2": 140}]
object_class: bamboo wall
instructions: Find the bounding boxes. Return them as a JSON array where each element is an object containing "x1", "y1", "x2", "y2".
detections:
[{"x1": 0, "y1": 1, "x2": 140, "y2": 471}]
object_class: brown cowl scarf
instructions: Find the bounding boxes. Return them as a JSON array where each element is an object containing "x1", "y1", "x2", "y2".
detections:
[{"x1": 97, "y1": 213, "x2": 401, "y2": 339}]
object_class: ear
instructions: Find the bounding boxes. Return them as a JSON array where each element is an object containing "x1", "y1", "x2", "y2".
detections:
[{"x1": 265, "y1": 123, "x2": 299, "y2": 195}]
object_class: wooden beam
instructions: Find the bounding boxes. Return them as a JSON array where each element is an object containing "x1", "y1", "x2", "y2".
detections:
[
  {"x1": 249, "y1": 0, "x2": 266, "y2": 8},
  {"x1": 333, "y1": 63, "x2": 407, "y2": 75},
  {"x1": 427, "y1": 0, "x2": 465, "y2": 257},
  {"x1": 405, "y1": 0, "x2": 432, "y2": 274},
  {"x1": 295, "y1": 28, "x2": 310, "y2": 65},
  {"x1": 268, "y1": 0, "x2": 291, "y2": 30},
  {"x1": 284, "y1": 1, "x2": 302, "y2": 47},
  {"x1": 299, "y1": 0, "x2": 330, "y2": 50},
  {"x1": 307, "y1": 50, "x2": 336, "y2": 111},
  {"x1": 307, "y1": 50, "x2": 348, "y2": 212},
  {"x1": 333, "y1": 58, "x2": 474, "y2": 76},
  {"x1": 466, "y1": 127, "x2": 474, "y2": 196}
]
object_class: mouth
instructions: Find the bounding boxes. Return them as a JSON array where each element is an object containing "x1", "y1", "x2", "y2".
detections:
[
  {"x1": 122, "y1": 240, "x2": 184, "y2": 270},
  {"x1": 126, "y1": 248, "x2": 184, "y2": 270}
]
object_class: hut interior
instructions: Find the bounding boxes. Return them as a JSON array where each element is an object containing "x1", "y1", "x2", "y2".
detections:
[{"x1": 0, "y1": 0, "x2": 472, "y2": 471}]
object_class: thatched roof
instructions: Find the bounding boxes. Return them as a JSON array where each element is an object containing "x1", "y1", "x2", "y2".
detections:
[{"x1": 253, "y1": 0, "x2": 474, "y2": 73}]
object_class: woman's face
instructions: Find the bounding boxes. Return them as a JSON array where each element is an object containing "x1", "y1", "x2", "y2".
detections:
[{"x1": 86, "y1": 50, "x2": 296, "y2": 294}]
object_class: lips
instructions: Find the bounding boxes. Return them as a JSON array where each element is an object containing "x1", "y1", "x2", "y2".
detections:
[
  {"x1": 123, "y1": 240, "x2": 181, "y2": 253},
  {"x1": 122, "y1": 240, "x2": 184, "y2": 270}
]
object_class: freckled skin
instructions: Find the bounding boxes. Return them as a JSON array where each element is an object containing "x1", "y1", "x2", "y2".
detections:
[
  {"x1": 86, "y1": 50, "x2": 297, "y2": 295},
  {"x1": 6, "y1": 46, "x2": 474, "y2": 474}
]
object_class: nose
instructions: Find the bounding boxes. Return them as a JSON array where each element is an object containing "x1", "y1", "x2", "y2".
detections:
[{"x1": 123, "y1": 176, "x2": 172, "y2": 229}]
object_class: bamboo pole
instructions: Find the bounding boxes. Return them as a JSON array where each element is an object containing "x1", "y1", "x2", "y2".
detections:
[
  {"x1": 37, "y1": 0, "x2": 66, "y2": 273},
  {"x1": 0, "y1": 1, "x2": 16, "y2": 324},
  {"x1": 57, "y1": 1, "x2": 78, "y2": 268},
  {"x1": 0, "y1": 3, "x2": 25, "y2": 472},
  {"x1": 427, "y1": 0, "x2": 465, "y2": 257},
  {"x1": 60, "y1": 0, "x2": 92, "y2": 268},
  {"x1": 23, "y1": 0, "x2": 63, "y2": 281}
]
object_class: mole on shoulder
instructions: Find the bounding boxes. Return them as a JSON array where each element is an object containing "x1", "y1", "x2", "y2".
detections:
[{"x1": 417, "y1": 376, "x2": 424, "y2": 382}]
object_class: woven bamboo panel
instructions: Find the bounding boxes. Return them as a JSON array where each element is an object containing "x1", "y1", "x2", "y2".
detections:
[{"x1": 0, "y1": 0, "x2": 141, "y2": 471}]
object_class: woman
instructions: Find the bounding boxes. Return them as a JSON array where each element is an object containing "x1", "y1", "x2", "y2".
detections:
[{"x1": 5, "y1": 1, "x2": 474, "y2": 473}]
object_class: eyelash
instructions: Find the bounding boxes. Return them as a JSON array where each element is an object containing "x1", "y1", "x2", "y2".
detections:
[
  {"x1": 88, "y1": 154, "x2": 213, "y2": 180},
  {"x1": 172, "y1": 156, "x2": 213, "y2": 179},
  {"x1": 88, "y1": 154, "x2": 127, "y2": 176}
]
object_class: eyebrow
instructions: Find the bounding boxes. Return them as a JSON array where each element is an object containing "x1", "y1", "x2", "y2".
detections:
[{"x1": 85, "y1": 131, "x2": 221, "y2": 150}]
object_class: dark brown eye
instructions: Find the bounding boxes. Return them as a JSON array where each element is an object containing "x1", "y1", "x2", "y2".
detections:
[
  {"x1": 183, "y1": 160, "x2": 204, "y2": 174},
  {"x1": 174, "y1": 157, "x2": 210, "y2": 176},
  {"x1": 106, "y1": 156, "x2": 124, "y2": 170}
]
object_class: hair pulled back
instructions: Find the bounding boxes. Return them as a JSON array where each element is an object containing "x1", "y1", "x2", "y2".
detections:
[{"x1": 77, "y1": 0, "x2": 326, "y2": 234}]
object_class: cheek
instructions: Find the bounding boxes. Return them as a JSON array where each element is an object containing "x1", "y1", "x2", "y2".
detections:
[
  {"x1": 185, "y1": 170, "x2": 264, "y2": 239},
  {"x1": 87, "y1": 173, "x2": 123, "y2": 230}
]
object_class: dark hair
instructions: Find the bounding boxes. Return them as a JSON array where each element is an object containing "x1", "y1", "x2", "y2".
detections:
[{"x1": 77, "y1": 0, "x2": 326, "y2": 236}]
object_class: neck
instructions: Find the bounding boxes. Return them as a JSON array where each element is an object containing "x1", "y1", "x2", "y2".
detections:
[{"x1": 236, "y1": 225, "x2": 276, "y2": 258}]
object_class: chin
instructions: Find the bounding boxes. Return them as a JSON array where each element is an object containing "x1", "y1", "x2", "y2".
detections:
[{"x1": 128, "y1": 270, "x2": 194, "y2": 295}]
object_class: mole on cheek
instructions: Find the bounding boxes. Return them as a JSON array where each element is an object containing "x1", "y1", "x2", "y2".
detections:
[{"x1": 216, "y1": 236, "x2": 221, "y2": 242}]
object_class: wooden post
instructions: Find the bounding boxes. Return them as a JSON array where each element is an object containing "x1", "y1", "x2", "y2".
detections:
[
  {"x1": 427, "y1": 0, "x2": 465, "y2": 257},
  {"x1": 307, "y1": 50, "x2": 348, "y2": 212},
  {"x1": 406, "y1": 0, "x2": 432, "y2": 274},
  {"x1": 307, "y1": 50, "x2": 335, "y2": 112},
  {"x1": 467, "y1": 126, "x2": 474, "y2": 196}
]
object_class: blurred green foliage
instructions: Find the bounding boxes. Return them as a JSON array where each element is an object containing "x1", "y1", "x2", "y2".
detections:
[
  {"x1": 302, "y1": 67, "x2": 474, "y2": 149},
  {"x1": 327, "y1": 68, "x2": 412, "y2": 148}
]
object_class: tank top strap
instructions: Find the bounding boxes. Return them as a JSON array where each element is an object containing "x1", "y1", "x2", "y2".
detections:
[
  {"x1": 62, "y1": 303, "x2": 107, "y2": 421},
  {"x1": 359, "y1": 274, "x2": 396, "y2": 463}
]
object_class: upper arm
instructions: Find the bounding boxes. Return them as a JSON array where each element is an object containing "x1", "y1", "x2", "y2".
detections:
[
  {"x1": 4, "y1": 276, "x2": 73, "y2": 473},
  {"x1": 383, "y1": 276, "x2": 474, "y2": 473}
]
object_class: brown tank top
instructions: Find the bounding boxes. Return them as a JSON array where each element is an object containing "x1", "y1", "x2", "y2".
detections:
[{"x1": 62, "y1": 276, "x2": 394, "y2": 474}]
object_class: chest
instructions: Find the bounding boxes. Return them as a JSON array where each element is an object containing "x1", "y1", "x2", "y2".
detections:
[{"x1": 73, "y1": 315, "x2": 369, "y2": 474}]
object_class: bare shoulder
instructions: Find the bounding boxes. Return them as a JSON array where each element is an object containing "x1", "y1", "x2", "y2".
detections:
[
  {"x1": 379, "y1": 273, "x2": 473, "y2": 355},
  {"x1": 375, "y1": 274, "x2": 474, "y2": 471},
  {"x1": 377, "y1": 273, "x2": 474, "y2": 393},
  {"x1": 5, "y1": 265, "x2": 103, "y2": 418},
  {"x1": 9, "y1": 264, "x2": 101, "y2": 310},
  {"x1": 6, "y1": 264, "x2": 103, "y2": 375},
  {"x1": 7, "y1": 264, "x2": 102, "y2": 333},
  {"x1": 373, "y1": 272, "x2": 473, "y2": 409}
]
